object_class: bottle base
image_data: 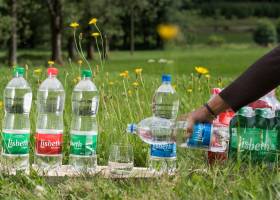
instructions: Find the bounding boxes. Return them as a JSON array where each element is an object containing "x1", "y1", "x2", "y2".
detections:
[
  {"x1": 148, "y1": 157, "x2": 176, "y2": 175},
  {"x1": 35, "y1": 154, "x2": 62, "y2": 171},
  {"x1": 1, "y1": 154, "x2": 29, "y2": 174},
  {"x1": 69, "y1": 155, "x2": 97, "y2": 172}
]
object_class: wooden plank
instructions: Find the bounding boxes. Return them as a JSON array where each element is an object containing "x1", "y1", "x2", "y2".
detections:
[{"x1": 30, "y1": 165, "x2": 164, "y2": 178}]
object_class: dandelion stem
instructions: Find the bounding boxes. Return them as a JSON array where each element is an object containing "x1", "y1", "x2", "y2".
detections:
[
  {"x1": 95, "y1": 37, "x2": 103, "y2": 71},
  {"x1": 78, "y1": 34, "x2": 92, "y2": 73},
  {"x1": 95, "y1": 24, "x2": 105, "y2": 66}
]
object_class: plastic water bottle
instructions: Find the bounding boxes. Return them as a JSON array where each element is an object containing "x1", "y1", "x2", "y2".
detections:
[
  {"x1": 35, "y1": 68, "x2": 65, "y2": 170},
  {"x1": 150, "y1": 74, "x2": 178, "y2": 174},
  {"x1": 127, "y1": 116, "x2": 174, "y2": 144},
  {"x1": 2, "y1": 67, "x2": 32, "y2": 173},
  {"x1": 152, "y1": 74, "x2": 179, "y2": 120},
  {"x1": 148, "y1": 143, "x2": 176, "y2": 175},
  {"x1": 69, "y1": 69, "x2": 99, "y2": 171},
  {"x1": 127, "y1": 119, "x2": 228, "y2": 152}
]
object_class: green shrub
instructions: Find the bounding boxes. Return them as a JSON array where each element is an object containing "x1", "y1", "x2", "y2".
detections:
[
  {"x1": 253, "y1": 20, "x2": 277, "y2": 46},
  {"x1": 207, "y1": 35, "x2": 225, "y2": 46},
  {"x1": 276, "y1": 19, "x2": 280, "y2": 42}
]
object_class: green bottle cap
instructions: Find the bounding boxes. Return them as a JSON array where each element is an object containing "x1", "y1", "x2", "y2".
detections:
[
  {"x1": 237, "y1": 106, "x2": 255, "y2": 117},
  {"x1": 81, "y1": 69, "x2": 92, "y2": 78},
  {"x1": 13, "y1": 67, "x2": 25, "y2": 76},
  {"x1": 255, "y1": 108, "x2": 275, "y2": 118}
]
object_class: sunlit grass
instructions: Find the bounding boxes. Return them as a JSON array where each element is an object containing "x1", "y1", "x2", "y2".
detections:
[{"x1": 0, "y1": 47, "x2": 279, "y2": 199}]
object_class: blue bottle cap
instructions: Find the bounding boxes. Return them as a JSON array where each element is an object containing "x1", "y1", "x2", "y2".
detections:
[
  {"x1": 127, "y1": 124, "x2": 137, "y2": 134},
  {"x1": 162, "y1": 74, "x2": 171, "y2": 83}
]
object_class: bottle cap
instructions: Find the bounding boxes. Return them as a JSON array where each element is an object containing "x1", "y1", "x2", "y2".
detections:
[
  {"x1": 255, "y1": 108, "x2": 275, "y2": 118},
  {"x1": 81, "y1": 69, "x2": 92, "y2": 78},
  {"x1": 126, "y1": 124, "x2": 137, "y2": 134},
  {"x1": 14, "y1": 67, "x2": 25, "y2": 76},
  {"x1": 211, "y1": 88, "x2": 221, "y2": 95},
  {"x1": 238, "y1": 106, "x2": 255, "y2": 117},
  {"x1": 162, "y1": 74, "x2": 171, "y2": 83},
  {"x1": 47, "y1": 67, "x2": 58, "y2": 76}
]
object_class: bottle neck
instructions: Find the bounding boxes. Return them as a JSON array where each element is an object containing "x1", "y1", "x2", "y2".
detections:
[
  {"x1": 14, "y1": 74, "x2": 23, "y2": 78},
  {"x1": 48, "y1": 74, "x2": 57, "y2": 78},
  {"x1": 162, "y1": 81, "x2": 171, "y2": 85},
  {"x1": 82, "y1": 76, "x2": 91, "y2": 81}
]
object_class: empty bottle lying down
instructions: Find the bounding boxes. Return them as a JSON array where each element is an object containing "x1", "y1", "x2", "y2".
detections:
[{"x1": 127, "y1": 116, "x2": 228, "y2": 152}]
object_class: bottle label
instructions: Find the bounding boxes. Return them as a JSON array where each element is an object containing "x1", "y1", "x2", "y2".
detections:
[
  {"x1": 150, "y1": 143, "x2": 176, "y2": 158},
  {"x1": 2, "y1": 132, "x2": 30, "y2": 155},
  {"x1": 70, "y1": 133, "x2": 97, "y2": 156},
  {"x1": 230, "y1": 128, "x2": 277, "y2": 152},
  {"x1": 35, "y1": 132, "x2": 63, "y2": 155},
  {"x1": 187, "y1": 123, "x2": 212, "y2": 148}
]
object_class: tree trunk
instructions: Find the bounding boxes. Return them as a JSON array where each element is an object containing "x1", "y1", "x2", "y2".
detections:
[
  {"x1": 47, "y1": 0, "x2": 63, "y2": 65},
  {"x1": 67, "y1": 36, "x2": 76, "y2": 60},
  {"x1": 8, "y1": 0, "x2": 17, "y2": 67},
  {"x1": 130, "y1": 10, "x2": 135, "y2": 55},
  {"x1": 87, "y1": 38, "x2": 94, "y2": 60}
]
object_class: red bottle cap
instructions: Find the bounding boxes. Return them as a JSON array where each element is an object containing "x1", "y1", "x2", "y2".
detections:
[
  {"x1": 211, "y1": 88, "x2": 222, "y2": 95},
  {"x1": 47, "y1": 67, "x2": 58, "y2": 76}
]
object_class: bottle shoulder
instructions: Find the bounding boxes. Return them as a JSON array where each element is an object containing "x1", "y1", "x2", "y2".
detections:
[
  {"x1": 6, "y1": 77, "x2": 31, "y2": 89},
  {"x1": 39, "y1": 77, "x2": 64, "y2": 91},
  {"x1": 156, "y1": 84, "x2": 176, "y2": 94},
  {"x1": 74, "y1": 79, "x2": 98, "y2": 92}
]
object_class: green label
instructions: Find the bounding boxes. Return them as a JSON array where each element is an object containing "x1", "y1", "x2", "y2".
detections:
[
  {"x1": 70, "y1": 133, "x2": 97, "y2": 156},
  {"x1": 230, "y1": 127, "x2": 278, "y2": 160},
  {"x1": 2, "y1": 132, "x2": 30, "y2": 155}
]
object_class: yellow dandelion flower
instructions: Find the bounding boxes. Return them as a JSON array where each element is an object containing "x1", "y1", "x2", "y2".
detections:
[
  {"x1": 34, "y1": 68, "x2": 42, "y2": 75},
  {"x1": 91, "y1": 32, "x2": 100, "y2": 38},
  {"x1": 205, "y1": 74, "x2": 211, "y2": 79},
  {"x1": 89, "y1": 18, "x2": 97, "y2": 25},
  {"x1": 119, "y1": 73, "x2": 128, "y2": 78},
  {"x1": 48, "y1": 60, "x2": 55, "y2": 65},
  {"x1": 187, "y1": 88, "x2": 193, "y2": 93},
  {"x1": 109, "y1": 81, "x2": 114, "y2": 85},
  {"x1": 128, "y1": 90, "x2": 132, "y2": 96},
  {"x1": 70, "y1": 22, "x2": 79, "y2": 28},
  {"x1": 157, "y1": 24, "x2": 179, "y2": 41},
  {"x1": 135, "y1": 68, "x2": 142, "y2": 75},
  {"x1": 195, "y1": 66, "x2": 209, "y2": 75},
  {"x1": 78, "y1": 60, "x2": 83, "y2": 65},
  {"x1": 132, "y1": 81, "x2": 139, "y2": 87}
]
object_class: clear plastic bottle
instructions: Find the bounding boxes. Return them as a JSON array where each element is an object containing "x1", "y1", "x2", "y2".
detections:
[
  {"x1": 69, "y1": 69, "x2": 99, "y2": 171},
  {"x1": 127, "y1": 119, "x2": 228, "y2": 152},
  {"x1": 127, "y1": 116, "x2": 174, "y2": 144},
  {"x1": 150, "y1": 74, "x2": 178, "y2": 174},
  {"x1": 2, "y1": 67, "x2": 32, "y2": 173},
  {"x1": 148, "y1": 143, "x2": 176, "y2": 175},
  {"x1": 152, "y1": 74, "x2": 179, "y2": 120},
  {"x1": 35, "y1": 68, "x2": 65, "y2": 170}
]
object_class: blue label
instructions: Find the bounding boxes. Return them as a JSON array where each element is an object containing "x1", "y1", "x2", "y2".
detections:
[
  {"x1": 150, "y1": 143, "x2": 176, "y2": 158},
  {"x1": 187, "y1": 123, "x2": 212, "y2": 148}
]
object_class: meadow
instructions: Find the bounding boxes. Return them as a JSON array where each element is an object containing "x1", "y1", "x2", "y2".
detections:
[{"x1": 0, "y1": 45, "x2": 279, "y2": 199}]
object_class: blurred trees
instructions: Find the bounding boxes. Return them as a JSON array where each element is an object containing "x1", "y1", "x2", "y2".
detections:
[{"x1": 1, "y1": 0, "x2": 280, "y2": 65}]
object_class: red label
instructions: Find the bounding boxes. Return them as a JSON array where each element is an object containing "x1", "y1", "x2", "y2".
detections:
[{"x1": 35, "y1": 133, "x2": 63, "y2": 155}]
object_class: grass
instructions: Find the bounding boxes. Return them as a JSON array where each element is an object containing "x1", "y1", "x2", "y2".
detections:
[{"x1": 0, "y1": 45, "x2": 279, "y2": 199}]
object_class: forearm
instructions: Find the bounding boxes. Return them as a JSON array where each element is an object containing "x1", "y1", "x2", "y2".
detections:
[{"x1": 220, "y1": 45, "x2": 280, "y2": 111}]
